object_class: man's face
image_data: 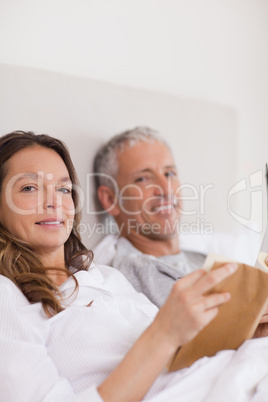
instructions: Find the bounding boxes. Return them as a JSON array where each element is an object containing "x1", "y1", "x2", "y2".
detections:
[{"x1": 113, "y1": 141, "x2": 181, "y2": 240}]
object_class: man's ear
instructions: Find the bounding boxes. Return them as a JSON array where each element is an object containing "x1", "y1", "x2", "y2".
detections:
[{"x1": 97, "y1": 185, "x2": 120, "y2": 217}]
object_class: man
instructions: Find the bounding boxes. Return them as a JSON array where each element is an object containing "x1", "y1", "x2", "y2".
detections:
[{"x1": 93, "y1": 126, "x2": 206, "y2": 307}]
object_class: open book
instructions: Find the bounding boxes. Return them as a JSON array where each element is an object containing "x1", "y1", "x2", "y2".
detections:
[{"x1": 167, "y1": 228, "x2": 268, "y2": 372}]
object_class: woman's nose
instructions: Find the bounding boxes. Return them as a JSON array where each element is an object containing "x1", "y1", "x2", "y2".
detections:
[{"x1": 45, "y1": 188, "x2": 61, "y2": 210}]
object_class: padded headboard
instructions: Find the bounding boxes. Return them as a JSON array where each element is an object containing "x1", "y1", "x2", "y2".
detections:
[{"x1": 0, "y1": 63, "x2": 244, "y2": 256}]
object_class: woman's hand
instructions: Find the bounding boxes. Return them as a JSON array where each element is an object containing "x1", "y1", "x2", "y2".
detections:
[
  {"x1": 152, "y1": 263, "x2": 237, "y2": 351},
  {"x1": 98, "y1": 263, "x2": 237, "y2": 402}
]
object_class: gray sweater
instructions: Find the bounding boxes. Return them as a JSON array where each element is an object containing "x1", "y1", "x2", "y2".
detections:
[{"x1": 112, "y1": 237, "x2": 206, "y2": 307}]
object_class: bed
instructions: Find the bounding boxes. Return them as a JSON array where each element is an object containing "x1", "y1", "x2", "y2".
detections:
[{"x1": 0, "y1": 62, "x2": 267, "y2": 401}]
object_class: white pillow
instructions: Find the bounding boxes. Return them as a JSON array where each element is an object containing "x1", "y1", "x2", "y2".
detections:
[{"x1": 93, "y1": 228, "x2": 262, "y2": 267}]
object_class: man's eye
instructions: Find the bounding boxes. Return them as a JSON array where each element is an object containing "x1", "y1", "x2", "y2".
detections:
[
  {"x1": 21, "y1": 186, "x2": 36, "y2": 192},
  {"x1": 165, "y1": 171, "x2": 177, "y2": 178},
  {"x1": 134, "y1": 177, "x2": 146, "y2": 183}
]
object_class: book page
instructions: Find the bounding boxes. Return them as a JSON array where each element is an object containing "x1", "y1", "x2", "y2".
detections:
[{"x1": 255, "y1": 225, "x2": 268, "y2": 271}]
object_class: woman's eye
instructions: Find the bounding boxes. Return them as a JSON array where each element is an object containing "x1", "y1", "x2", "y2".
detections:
[
  {"x1": 58, "y1": 187, "x2": 71, "y2": 194},
  {"x1": 21, "y1": 186, "x2": 36, "y2": 192}
]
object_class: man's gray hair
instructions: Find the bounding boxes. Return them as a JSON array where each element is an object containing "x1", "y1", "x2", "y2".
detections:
[{"x1": 93, "y1": 126, "x2": 169, "y2": 188}]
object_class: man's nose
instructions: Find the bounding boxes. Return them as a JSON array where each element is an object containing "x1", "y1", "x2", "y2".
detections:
[{"x1": 153, "y1": 175, "x2": 171, "y2": 197}]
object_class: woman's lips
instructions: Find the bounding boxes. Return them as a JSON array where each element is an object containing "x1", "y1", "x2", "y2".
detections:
[
  {"x1": 36, "y1": 221, "x2": 63, "y2": 225},
  {"x1": 35, "y1": 218, "x2": 64, "y2": 225}
]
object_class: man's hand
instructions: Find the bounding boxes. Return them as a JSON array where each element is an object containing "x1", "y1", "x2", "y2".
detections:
[
  {"x1": 258, "y1": 302, "x2": 268, "y2": 324},
  {"x1": 253, "y1": 302, "x2": 268, "y2": 338}
]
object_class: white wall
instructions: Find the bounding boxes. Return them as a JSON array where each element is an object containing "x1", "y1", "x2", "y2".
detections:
[{"x1": 1, "y1": 0, "x2": 268, "y2": 230}]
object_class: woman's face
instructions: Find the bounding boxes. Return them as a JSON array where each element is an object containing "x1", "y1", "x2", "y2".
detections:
[{"x1": 0, "y1": 146, "x2": 75, "y2": 258}]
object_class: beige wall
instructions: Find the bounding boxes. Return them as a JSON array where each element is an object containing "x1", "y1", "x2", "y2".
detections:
[
  {"x1": 0, "y1": 0, "x2": 267, "y2": 246},
  {"x1": 0, "y1": 0, "x2": 267, "y2": 181},
  {"x1": 0, "y1": 63, "x2": 238, "y2": 246}
]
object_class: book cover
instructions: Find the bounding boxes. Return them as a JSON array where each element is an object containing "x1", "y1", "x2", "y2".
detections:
[{"x1": 167, "y1": 260, "x2": 268, "y2": 372}]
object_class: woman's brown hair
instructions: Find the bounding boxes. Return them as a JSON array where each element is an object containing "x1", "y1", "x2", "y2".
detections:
[{"x1": 0, "y1": 130, "x2": 93, "y2": 317}]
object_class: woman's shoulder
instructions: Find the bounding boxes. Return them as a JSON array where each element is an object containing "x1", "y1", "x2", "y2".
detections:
[
  {"x1": 0, "y1": 274, "x2": 21, "y2": 295},
  {"x1": 0, "y1": 274, "x2": 31, "y2": 316}
]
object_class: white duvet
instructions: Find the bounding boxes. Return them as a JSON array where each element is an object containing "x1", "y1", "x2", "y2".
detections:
[
  {"x1": 2, "y1": 265, "x2": 268, "y2": 402},
  {"x1": 147, "y1": 337, "x2": 268, "y2": 402}
]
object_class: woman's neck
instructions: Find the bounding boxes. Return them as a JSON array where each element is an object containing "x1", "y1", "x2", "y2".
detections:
[{"x1": 38, "y1": 249, "x2": 68, "y2": 286}]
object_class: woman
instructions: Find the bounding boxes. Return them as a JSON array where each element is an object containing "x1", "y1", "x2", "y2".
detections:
[{"x1": 0, "y1": 130, "x2": 251, "y2": 401}]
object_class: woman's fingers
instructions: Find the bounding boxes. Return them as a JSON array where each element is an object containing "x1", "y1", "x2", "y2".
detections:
[
  {"x1": 199, "y1": 291, "x2": 231, "y2": 312},
  {"x1": 198, "y1": 306, "x2": 219, "y2": 330},
  {"x1": 175, "y1": 263, "x2": 238, "y2": 296},
  {"x1": 191, "y1": 263, "x2": 238, "y2": 296},
  {"x1": 174, "y1": 268, "x2": 208, "y2": 291}
]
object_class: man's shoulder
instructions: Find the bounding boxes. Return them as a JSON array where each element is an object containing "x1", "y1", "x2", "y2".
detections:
[
  {"x1": 93, "y1": 234, "x2": 119, "y2": 265},
  {"x1": 182, "y1": 249, "x2": 207, "y2": 266},
  {"x1": 93, "y1": 235, "x2": 142, "y2": 264},
  {"x1": 93, "y1": 235, "x2": 207, "y2": 274}
]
